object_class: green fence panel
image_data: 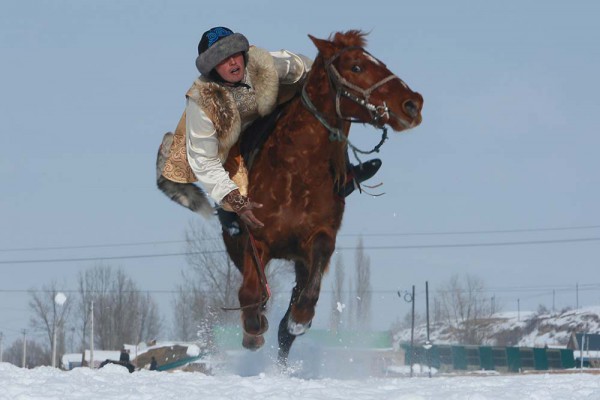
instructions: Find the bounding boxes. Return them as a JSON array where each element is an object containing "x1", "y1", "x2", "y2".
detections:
[
  {"x1": 506, "y1": 347, "x2": 521, "y2": 372},
  {"x1": 560, "y1": 349, "x2": 575, "y2": 369},
  {"x1": 479, "y1": 346, "x2": 494, "y2": 370},
  {"x1": 546, "y1": 349, "x2": 562, "y2": 369},
  {"x1": 519, "y1": 348, "x2": 535, "y2": 370},
  {"x1": 533, "y1": 348, "x2": 548, "y2": 370},
  {"x1": 465, "y1": 346, "x2": 481, "y2": 370},
  {"x1": 402, "y1": 345, "x2": 426, "y2": 366},
  {"x1": 492, "y1": 347, "x2": 508, "y2": 371},
  {"x1": 438, "y1": 345, "x2": 453, "y2": 367},
  {"x1": 426, "y1": 346, "x2": 441, "y2": 369},
  {"x1": 452, "y1": 346, "x2": 468, "y2": 370}
]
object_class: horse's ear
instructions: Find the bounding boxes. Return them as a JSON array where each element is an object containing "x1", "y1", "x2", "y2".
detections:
[{"x1": 308, "y1": 34, "x2": 337, "y2": 60}]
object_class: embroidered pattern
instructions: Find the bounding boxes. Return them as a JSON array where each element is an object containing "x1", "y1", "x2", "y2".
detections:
[
  {"x1": 207, "y1": 27, "x2": 233, "y2": 47},
  {"x1": 222, "y1": 189, "x2": 250, "y2": 213},
  {"x1": 229, "y1": 74, "x2": 259, "y2": 124}
]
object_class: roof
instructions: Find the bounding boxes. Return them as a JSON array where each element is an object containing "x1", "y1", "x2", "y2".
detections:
[{"x1": 572, "y1": 333, "x2": 600, "y2": 351}]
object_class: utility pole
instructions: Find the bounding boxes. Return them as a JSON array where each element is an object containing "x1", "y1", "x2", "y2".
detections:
[
  {"x1": 425, "y1": 281, "x2": 432, "y2": 378},
  {"x1": 21, "y1": 330, "x2": 27, "y2": 368},
  {"x1": 517, "y1": 298, "x2": 520, "y2": 322},
  {"x1": 553, "y1": 290, "x2": 555, "y2": 313},
  {"x1": 52, "y1": 292, "x2": 67, "y2": 368},
  {"x1": 52, "y1": 321, "x2": 57, "y2": 368},
  {"x1": 576, "y1": 283, "x2": 579, "y2": 309},
  {"x1": 0, "y1": 331, "x2": 3, "y2": 362},
  {"x1": 90, "y1": 300, "x2": 94, "y2": 369},
  {"x1": 426, "y1": 282, "x2": 430, "y2": 344},
  {"x1": 410, "y1": 285, "x2": 415, "y2": 378}
]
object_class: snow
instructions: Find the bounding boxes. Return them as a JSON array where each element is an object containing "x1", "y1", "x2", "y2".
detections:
[
  {"x1": 1, "y1": 362, "x2": 600, "y2": 399},
  {"x1": 186, "y1": 344, "x2": 201, "y2": 357},
  {"x1": 394, "y1": 306, "x2": 600, "y2": 348}
]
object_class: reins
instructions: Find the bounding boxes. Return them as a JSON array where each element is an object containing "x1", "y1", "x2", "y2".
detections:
[{"x1": 221, "y1": 225, "x2": 271, "y2": 311}]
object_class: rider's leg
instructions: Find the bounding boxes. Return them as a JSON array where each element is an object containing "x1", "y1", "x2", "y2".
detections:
[{"x1": 340, "y1": 158, "x2": 382, "y2": 197}]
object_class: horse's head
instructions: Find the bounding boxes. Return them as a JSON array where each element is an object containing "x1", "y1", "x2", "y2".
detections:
[{"x1": 309, "y1": 30, "x2": 423, "y2": 133}]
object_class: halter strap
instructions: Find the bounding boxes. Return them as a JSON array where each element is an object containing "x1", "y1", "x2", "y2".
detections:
[
  {"x1": 300, "y1": 46, "x2": 394, "y2": 157},
  {"x1": 324, "y1": 47, "x2": 401, "y2": 124}
]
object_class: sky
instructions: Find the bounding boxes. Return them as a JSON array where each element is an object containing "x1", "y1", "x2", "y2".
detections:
[
  {"x1": 2, "y1": 361, "x2": 600, "y2": 399},
  {"x1": 1, "y1": 1, "x2": 600, "y2": 347}
]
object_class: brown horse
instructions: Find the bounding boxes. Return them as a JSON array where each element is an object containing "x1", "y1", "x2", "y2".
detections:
[{"x1": 222, "y1": 30, "x2": 423, "y2": 364}]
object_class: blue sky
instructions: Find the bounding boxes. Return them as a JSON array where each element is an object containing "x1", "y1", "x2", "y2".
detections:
[{"x1": 1, "y1": 1, "x2": 599, "y2": 346}]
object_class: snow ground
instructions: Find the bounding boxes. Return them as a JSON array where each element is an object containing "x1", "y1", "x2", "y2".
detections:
[{"x1": 1, "y1": 362, "x2": 599, "y2": 400}]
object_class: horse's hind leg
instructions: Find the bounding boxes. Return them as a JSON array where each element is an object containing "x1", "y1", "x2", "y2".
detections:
[{"x1": 277, "y1": 284, "x2": 302, "y2": 364}]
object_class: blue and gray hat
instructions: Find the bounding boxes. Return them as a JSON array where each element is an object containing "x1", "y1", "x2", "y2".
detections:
[{"x1": 196, "y1": 27, "x2": 249, "y2": 76}]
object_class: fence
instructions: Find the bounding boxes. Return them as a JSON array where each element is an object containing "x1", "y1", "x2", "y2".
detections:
[{"x1": 401, "y1": 344, "x2": 575, "y2": 372}]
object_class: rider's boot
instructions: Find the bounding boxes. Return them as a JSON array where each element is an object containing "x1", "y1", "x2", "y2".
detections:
[
  {"x1": 339, "y1": 158, "x2": 382, "y2": 197},
  {"x1": 216, "y1": 207, "x2": 241, "y2": 236}
]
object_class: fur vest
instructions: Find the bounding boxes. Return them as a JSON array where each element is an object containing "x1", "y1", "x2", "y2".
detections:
[{"x1": 161, "y1": 46, "x2": 280, "y2": 184}]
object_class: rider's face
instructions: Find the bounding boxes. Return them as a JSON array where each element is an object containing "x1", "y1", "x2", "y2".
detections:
[{"x1": 215, "y1": 52, "x2": 245, "y2": 83}]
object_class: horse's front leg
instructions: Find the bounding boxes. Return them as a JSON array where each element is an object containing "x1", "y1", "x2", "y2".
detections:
[
  {"x1": 278, "y1": 232, "x2": 334, "y2": 363},
  {"x1": 239, "y1": 244, "x2": 270, "y2": 350}
]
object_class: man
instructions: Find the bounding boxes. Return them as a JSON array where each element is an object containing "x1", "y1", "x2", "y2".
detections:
[{"x1": 157, "y1": 27, "x2": 381, "y2": 232}]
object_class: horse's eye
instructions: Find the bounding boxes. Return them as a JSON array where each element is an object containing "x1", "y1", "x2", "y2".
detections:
[{"x1": 351, "y1": 65, "x2": 362, "y2": 73}]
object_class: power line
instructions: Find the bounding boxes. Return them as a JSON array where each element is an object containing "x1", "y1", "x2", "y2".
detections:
[
  {"x1": 1, "y1": 224, "x2": 599, "y2": 253},
  {"x1": 1, "y1": 283, "x2": 600, "y2": 296},
  {"x1": 0, "y1": 238, "x2": 219, "y2": 253},
  {"x1": 0, "y1": 236, "x2": 598, "y2": 265},
  {"x1": 345, "y1": 224, "x2": 600, "y2": 237},
  {"x1": 2, "y1": 284, "x2": 600, "y2": 296}
]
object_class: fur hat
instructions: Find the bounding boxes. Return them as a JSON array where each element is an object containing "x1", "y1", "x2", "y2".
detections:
[{"x1": 196, "y1": 27, "x2": 250, "y2": 76}]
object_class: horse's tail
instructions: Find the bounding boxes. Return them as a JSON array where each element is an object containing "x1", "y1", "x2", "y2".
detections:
[{"x1": 156, "y1": 132, "x2": 214, "y2": 219}]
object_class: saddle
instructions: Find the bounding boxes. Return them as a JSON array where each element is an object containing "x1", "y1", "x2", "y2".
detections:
[{"x1": 240, "y1": 101, "x2": 291, "y2": 171}]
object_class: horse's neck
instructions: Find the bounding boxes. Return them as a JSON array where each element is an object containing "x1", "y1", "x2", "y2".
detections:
[{"x1": 282, "y1": 83, "x2": 350, "y2": 185}]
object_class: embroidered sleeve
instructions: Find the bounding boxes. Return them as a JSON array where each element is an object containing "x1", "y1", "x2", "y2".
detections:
[
  {"x1": 270, "y1": 50, "x2": 313, "y2": 85},
  {"x1": 185, "y1": 98, "x2": 238, "y2": 203}
]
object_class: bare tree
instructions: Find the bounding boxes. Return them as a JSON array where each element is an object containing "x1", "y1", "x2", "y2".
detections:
[
  {"x1": 346, "y1": 277, "x2": 355, "y2": 330},
  {"x1": 172, "y1": 283, "x2": 211, "y2": 341},
  {"x1": 180, "y1": 221, "x2": 242, "y2": 329},
  {"x1": 329, "y1": 254, "x2": 345, "y2": 333},
  {"x1": 137, "y1": 291, "x2": 161, "y2": 344},
  {"x1": 73, "y1": 268, "x2": 97, "y2": 357},
  {"x1": 74, "y1": 265, "x2": 162, "y2": 350},
  {"x1": 28, "y1": 282, "x2": 71, "y2": 365},
  {"x1": 3, "y1": 337, "x2": 46, "y2": 368},
  {"x1": 353, "y1": 237, "x2": 372, "y2": 330},
  {"x1": 437, "y1": 273, "x2": 494, "y2": 344}
]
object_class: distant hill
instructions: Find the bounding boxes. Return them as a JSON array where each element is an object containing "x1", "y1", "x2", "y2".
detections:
[{"x1": 393, "y1": 306, "x2": 600, "y2": 348}]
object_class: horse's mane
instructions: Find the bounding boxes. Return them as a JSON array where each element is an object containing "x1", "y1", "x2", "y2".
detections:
[{"x1": 329, "y1": 30, "x2": 368, "y2": 48}]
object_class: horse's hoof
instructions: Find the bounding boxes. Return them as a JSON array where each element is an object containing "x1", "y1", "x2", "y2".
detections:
[
  {"x1": 243, "y1": 313, "x2": 269, "y2": 336},
  {"x1": 287, "y1": 318, "x2": 311, "y2": 336},
  {"x1": 242, "y1": 333, "x2": 265, "y2": 350}
]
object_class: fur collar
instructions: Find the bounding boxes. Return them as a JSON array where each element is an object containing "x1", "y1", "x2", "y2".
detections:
[{"x1": 186, "y1": 47, "x2": 279, "y2": 161}]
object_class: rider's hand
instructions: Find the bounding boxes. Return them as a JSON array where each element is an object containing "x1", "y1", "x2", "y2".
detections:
[{"x1": 222, "y1": 189, "x2": 264, "y2": 230}]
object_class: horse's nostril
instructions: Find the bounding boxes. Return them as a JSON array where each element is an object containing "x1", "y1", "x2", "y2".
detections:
[{"x1": 403, "y1": 100, "x2": 419, "y2": 118}]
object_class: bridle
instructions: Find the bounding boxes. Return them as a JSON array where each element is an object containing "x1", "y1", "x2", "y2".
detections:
[{"x1": 301, "y1": 46, "x2": 410, "y2": 159}]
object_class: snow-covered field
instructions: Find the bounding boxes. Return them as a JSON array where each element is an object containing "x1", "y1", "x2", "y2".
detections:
[{"x1": 1, "y1": 362, "x2": 599, "y2": 400}]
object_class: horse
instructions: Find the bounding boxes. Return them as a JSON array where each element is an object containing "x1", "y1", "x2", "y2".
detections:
[{"x1": 220, "y1": 30, "x2": 424, "y2": 364}]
